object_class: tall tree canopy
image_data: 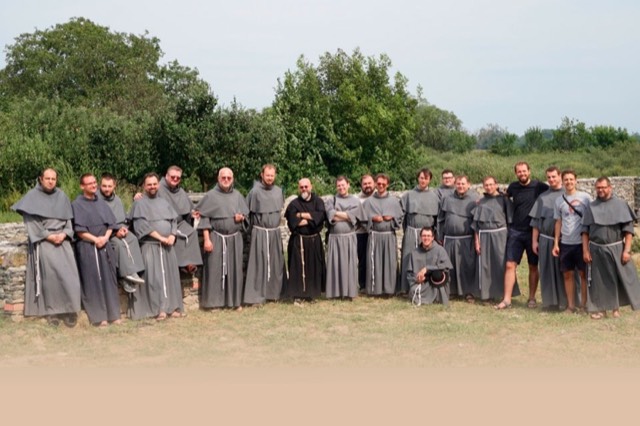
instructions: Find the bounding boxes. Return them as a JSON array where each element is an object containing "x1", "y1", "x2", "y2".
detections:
[{"x1": 272, "y1": 48, "x2": 419, "y2": 186}]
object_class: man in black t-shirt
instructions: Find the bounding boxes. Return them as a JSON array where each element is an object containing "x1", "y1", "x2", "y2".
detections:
[{"x1": 495, "y1": 161, "x2": 549, "y2": 309}]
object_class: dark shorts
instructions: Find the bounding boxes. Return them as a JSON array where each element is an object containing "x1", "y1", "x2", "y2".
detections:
[
  {"x1": 559, "y1": 243, "x2": 586, "y2": 272},
  {"x1": 506, "y1": 229, "x2": 539, "y2": 265}
]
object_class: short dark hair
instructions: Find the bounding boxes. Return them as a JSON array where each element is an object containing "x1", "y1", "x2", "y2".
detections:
[
  {"x1": 375, "y1": 173, "x2": 390, "y2": 185},
  {"x1": 561, "y1": 169, "x2": 577, "y2": 180},
  {"x1": 336, "y1": 175, "x2": 349, "y2": 185},
  {"x1": 545, "y1": 166, "x2": 560, "y2": 175},
  {"x1": 143, "y1": 172, "x2": 160, "y2": 185},
  {"x1": 79, "y1": 173, "x2": 94, "y2": 185},
  {"x1": 417, "y1": 168, "x2": 433, "y2": 180},
  {"x1": 101, "y1": 172, "x2": 116, "y2": 183}
]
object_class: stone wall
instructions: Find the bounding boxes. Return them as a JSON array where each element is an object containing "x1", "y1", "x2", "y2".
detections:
[{"x1": 3, "y1": 176, "x2": 640, "y2": 316}]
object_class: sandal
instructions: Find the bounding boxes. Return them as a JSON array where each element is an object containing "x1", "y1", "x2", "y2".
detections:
[
  {"x1": 527, "y1": 299, "x2": 537, "y2": 309},
  {"x1": 156, "y1": 312, "x2": 167, "y2": 321},
  {"x1": 170, "y1": 311, "x2": 187, "y2": 319},
  {"x1": 590, "y1": 312, "x2": 604, "y2": 320},
  {"x1": 465, "y1": 294, "x2": 476, "y2": 304},
  {"x1": 494, "y1": 301, "x2": 512, "y2": 310}
]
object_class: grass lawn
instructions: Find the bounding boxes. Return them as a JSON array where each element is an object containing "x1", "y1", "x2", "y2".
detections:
[{"x1": 2, "y1": 260, "x2": 640, "y2": 369}]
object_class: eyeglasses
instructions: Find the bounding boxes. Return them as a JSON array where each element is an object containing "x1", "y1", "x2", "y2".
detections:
[
  {"x1": 221, "y1": 176, "x2": 233, "y2": 180},
  {"x1": 169, "y1": 175, "x2": 181, "y2": 180}
]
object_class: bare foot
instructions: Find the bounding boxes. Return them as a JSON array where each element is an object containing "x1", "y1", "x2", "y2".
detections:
[
  {"x1": 170, "y1": 311, "x2": 186, "y2": 319},
  {"x1": 111, "y1": 319, "x2": 123, "y2": 325},
  {"x1": 156, "y1": 312, "x2": 167, "y2": 321},
  {"x1": 612, "y1": 309, "x2": 621, "y2": 318}
]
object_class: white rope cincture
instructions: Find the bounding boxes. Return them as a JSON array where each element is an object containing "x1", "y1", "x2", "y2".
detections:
[
  {"x1": 94, "y1": 245, "x2": 102, "y2": 281},
  {"x1": 213, "y1": 231, "x2": 240, "y2": 292},
  {"x1": 35, "y1": 243, "x2": 42, "y2": 298},
  {"x1": 122, "y1": 237, "x2": 135, "y2": 263},
  {"x1": 412, "y1": 284, "x2": 422, "y2": 307},
  {"x1": 254, "y1": 226, "x2": 277, "y2": 282},
  {"x1": 160, "y1": 245, "x2": 167, "y2": 298},
  {"x1": 300, "y1": 235, "x2": 306, "y2": 292}
]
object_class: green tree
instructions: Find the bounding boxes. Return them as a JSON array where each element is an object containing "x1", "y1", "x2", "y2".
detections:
[
  {"x1": 273, "y1": 49, "x2": 419, "y2": 187},
  {"x1": 414, "y1": 99, "x2": 472, "y2": 152},
  {"x1": 475, "y1": 123, "x2": 507, "y2": 150},
  {"x1": 591, "y1": 125, "x2": 630, "y2": 149},
  {"x1": 522, "y1": 126, "x2": 554, "y2": 152},
  {"x1": 552, "y1": 117, "x2": 595, "y2": 151},
  {"x1": 0, "y1": 17, "x2": 165, "y2": 115},
  {"x1": 490, "y1": 132, "x2": 519, "y2": 156}
]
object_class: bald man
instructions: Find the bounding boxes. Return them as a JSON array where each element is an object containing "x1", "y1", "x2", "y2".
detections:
[{"x1": 284, "y1": 178, "x2": 327, "y2": 303}]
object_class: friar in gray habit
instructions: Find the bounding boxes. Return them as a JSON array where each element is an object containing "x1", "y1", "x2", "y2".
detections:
[
  {"x1": 129, "y1": 173, "x2": 184, "y2": 321},
  {"x1": 362, "y1": 173, "x2": 403, "y2": 296},
  {"x1": 437, "y1": 175, "x2": 480, "y2": 301},
  {"x1": 581, "y1": 176, "x2": 640, "y2": 320},
  {"x1": 97, "y1": 173, "x2": 145, "y2": 289},
  {"x1": 529, "y1": 166, "x2": 566, "y2": 309},
  {"x1": 11, "y1": 168, "x2": 82, "y2": 327},
  {"x1": 71, "y1": 174, "x2": 121, "y2": 326},
  {"x1": 407, "y1": 227, "x2": 453, "y2": 306},
  {"x1": 325, "y1": 176, "x2": 366, "y2": 299},
  {"x1": 197, "y1": 167, "x2": 249, "y2": 309},
  {"x1": 471, "y1": 176, "x2": 518, "y2": 301},
  {"x1": 157, "y1": 165, "x2": 203, "y2": 273},
  {"x1": 243, "y1": 164, "x2": 286, "y2": 305},
  {"x1": 399, "y1": 168, "x2": 440, "y2": 294}
]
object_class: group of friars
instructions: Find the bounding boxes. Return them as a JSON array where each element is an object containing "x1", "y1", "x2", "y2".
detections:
[{"x1": 11, "y1": 161, "x2": 640, "y2": 326}]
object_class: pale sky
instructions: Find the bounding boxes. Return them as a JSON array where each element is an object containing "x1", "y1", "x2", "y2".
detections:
[{"x1": 1, "y1": 0, "x2": 638, "y2": 135}]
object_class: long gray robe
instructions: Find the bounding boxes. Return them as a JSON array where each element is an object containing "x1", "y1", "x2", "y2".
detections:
[
  {"x1": 325, "y1": 194, "x2": 365, "y2": 299},
  {"x1": 582, "y1": 196, "x2": 640, "y2": 311},
  {"x1": 471, "y1": 193, "x2": 519, "y2": 300},
  {"x1": 12, "y1": 185, "x2": 82, "y2": 317},
  {"x1": 243, "y1": 181, "x2": 285, "y2": 304},
  {"x1": 129, "y1": 195, "x2": 183, "y2": 319},
  {"x1": 197, "y1": 185, "x2": 249, "y2": 308},
  {"x1": 529, "y1": 188, "x2": 566, "y2": 308},
  {"x1": 437, "y1": 191, "x2": 479, "y2": 297},
  {"x1": 362, "y1": 192, "x2": 403, "y2": 295},
  {"x1": 158, "y1": 177, "x2": 203, "y2": 268},
  {"x1": 407, "y1": 243, "x2": 453, "y2": 306},
  {"x1": 98, "y1": 191, "x2": 144, "y2": 278},
  {"x1": 72, "y1": 195, "x2": 120, "y2": 324},
  {"x1": 399, "y1": 187, "x2": 439, "y2": 293},
  {"x1": 284, "y1": 193, "x2": 326, "y2": 299}
]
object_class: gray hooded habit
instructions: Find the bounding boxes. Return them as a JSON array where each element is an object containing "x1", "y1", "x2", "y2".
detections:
[
  {"x1": 437, "y1": 190, "x2": 479, "y2": 298},
  {"x1": 71, "y1": 195, "x2": 120, "y2": 324},
  {"x1": 12, "y1": 184, "x2": 82, "y2": 316},
  {"x1": 243, "y1": 180, "x2": 286, "y2": 304},
  {"x1": 582, "y1": 196, "x2": 640, "y2": 311},
  {"x1": 325, "y1": 193, "x2": 366, "y2": 299},
  {"x1": 471, "y1": 193, "x2": 520, "y2": 301},
  {"x1": 529, "y1": 188, "x2": 566, "y2": 308},
  {"x1": 362, "y1": 192, "x2": 403, "y2": 295},
  {"x1": 129, "y1": 195, "x2": 183, "y2": 319},
  {"x1": 399, "y1": 186, "x2": 440, "y2": 294},
  {"x1": 158, "y1": 177, "x2": 203, "y2": 268},
  {"x1": 98, "y1": 191, "x2": 145, "y2": 278},
  {"x1": 197, "y1": 184, "x2": 249, "y2": 308},
  {"x1": 407, "y1": 242, "x2": 453, "y2": 306}
]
